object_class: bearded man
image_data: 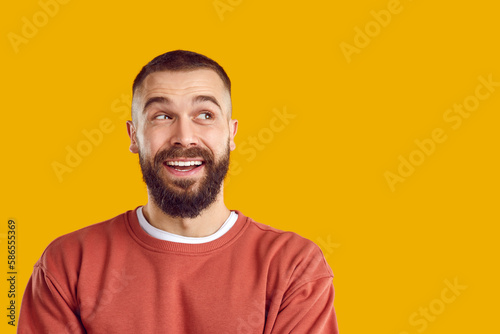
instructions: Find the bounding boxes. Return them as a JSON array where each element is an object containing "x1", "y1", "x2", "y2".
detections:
[{"x1": 18, "y1": 50, "x2": 339, "y2": 333}]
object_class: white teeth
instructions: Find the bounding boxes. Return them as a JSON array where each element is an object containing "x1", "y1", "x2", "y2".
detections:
[{"x1": 166, "y1": 161, "x2": 203, "y2": 166}]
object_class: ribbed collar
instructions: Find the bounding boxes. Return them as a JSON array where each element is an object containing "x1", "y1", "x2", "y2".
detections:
[{"x1": 125, "y1": 207, "x2": 250, "y2": 254}]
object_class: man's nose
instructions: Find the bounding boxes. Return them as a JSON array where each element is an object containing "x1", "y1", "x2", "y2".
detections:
[{"x1": 170, "y1": 117, "x2": 198, "y2": 147}]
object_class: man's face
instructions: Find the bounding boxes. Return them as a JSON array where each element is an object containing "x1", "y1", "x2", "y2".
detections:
[{"x1": 127, "y1": 69, "x2": 238, "y2": 218}]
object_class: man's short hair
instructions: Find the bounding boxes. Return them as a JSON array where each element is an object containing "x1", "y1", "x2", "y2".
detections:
[{"x1": 132, "y1": 50, "x2": 231, "y2": 95}]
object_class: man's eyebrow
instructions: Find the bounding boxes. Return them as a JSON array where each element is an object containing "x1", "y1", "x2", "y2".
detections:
[
  {"x1": 142, "y1": 95, "x2": 223, "y2": 112},
  {"x1": 143, "y1": 96, "x2": 171, "y2": 111},
  {"x1": 193, "y1": 95, "x2": 222, "y2": 110}
]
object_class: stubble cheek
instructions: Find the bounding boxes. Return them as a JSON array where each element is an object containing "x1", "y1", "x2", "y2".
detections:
[{"x1": 138, "y1": 126, "x2": 167, "y2": 163}]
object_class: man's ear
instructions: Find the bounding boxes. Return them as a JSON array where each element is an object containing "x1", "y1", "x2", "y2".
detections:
[
  {"x1": 127, "y1": 121, "x2": 139, "y2": 154},
  {"x1": 229, "y1": 119, "x2": 238, "y2": 151}
]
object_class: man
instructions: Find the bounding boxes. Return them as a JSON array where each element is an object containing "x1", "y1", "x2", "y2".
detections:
[{"x1": 19, "y1": 50, "x2": 339, "y2": 333}]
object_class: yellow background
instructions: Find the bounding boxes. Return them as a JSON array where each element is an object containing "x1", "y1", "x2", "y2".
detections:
[{"x1": 2, "y1": 0, "x2": 499, "y2": 332}]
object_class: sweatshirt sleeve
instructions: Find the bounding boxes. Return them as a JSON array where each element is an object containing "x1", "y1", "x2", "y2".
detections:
[
  {"x1": 270, "y1": 276, "x2": 339, "y2": 333},
  {"x1": 265, "y1": 234, "x2": 339, "y2": 334},
  {"x1": 18, "y1": 264, "x2": 86, "y2": 334}
]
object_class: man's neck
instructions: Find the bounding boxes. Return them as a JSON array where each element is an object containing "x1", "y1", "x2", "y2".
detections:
[{"x1": 141, "y1": 194, "x2": 231, "y2": 238}]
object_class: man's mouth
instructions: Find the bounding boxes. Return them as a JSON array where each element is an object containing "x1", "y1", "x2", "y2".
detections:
[{"x1": 164, "y1": 160, "x2": 204, "y2": 172}]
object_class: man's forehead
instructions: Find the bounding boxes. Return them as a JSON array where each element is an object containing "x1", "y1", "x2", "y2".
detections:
[
  {"x1": 139, "y1": 69, "x2": 226, "y2": 95},
  {"x1": 131, "y1": 68, "x2": 232, "y2": 121}
]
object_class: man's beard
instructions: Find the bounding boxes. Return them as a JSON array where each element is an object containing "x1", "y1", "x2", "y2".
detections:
[{"x1": 139, "y1": 142, "x2": 230, "y2": 219}]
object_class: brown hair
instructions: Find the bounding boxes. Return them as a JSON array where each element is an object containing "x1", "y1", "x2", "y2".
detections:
[{"x1": 132, "y1": 50, "x2": 231, "y2": 95}]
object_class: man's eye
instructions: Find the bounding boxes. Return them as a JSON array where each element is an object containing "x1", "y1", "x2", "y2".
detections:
[
  {"x1": 197, "y1": 112, "x2": 213, "y2": 120},
  {"x1": 155, "y1": 115, "x2": 171, "y2": 120}
]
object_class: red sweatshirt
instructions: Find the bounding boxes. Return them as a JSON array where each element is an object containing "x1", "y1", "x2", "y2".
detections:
[{"x1": 19, "y1": 209, "x2": 339, "y2": 333}]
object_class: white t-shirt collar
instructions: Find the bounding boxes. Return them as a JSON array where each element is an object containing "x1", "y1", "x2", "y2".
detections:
[{"x1": 136, "y1": 206, "x2": 238, "y2": 244}]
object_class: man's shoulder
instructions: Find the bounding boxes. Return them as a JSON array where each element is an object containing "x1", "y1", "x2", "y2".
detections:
[
  {"x1": 243, "y1": 214, "x2": 328, "y2": 264},
  {"x1": 38, "y1": 209, "x2": 133, "y2": 267},
  {"x1": 50, "y1": 209, "x2": 131, "y2": 243},
  {"x1": 242, "y1": 213, "x2": 334, "y2": 280},
  {"x1": 244, "y1": 214, "x2": 318, "y2": 248}
]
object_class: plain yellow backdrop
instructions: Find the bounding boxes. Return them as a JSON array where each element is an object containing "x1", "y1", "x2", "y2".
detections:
[{"x1": 2, "y1": 0, "x2": 499, "y2": 333}]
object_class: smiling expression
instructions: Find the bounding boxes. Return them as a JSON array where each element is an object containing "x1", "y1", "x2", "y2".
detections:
[{"x1": 127, "y1": 69, "x2": 237, "y2": 217}]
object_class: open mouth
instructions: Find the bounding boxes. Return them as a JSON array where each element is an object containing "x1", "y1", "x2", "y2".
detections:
[{"x1": 164, "y1": 160, "x2": 204, "y2": 172}]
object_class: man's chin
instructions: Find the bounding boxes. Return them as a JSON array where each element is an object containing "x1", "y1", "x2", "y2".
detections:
[{"x1": 164, "y1": 178, "x2": 200, "y2": 192}]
